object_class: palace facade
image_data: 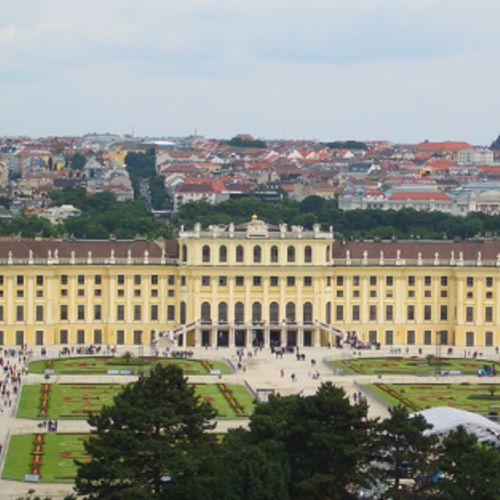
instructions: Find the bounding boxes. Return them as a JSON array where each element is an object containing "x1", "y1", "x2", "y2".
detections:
[{"x1": 0, "y1": 216, "x2": 498, "y2": 348}]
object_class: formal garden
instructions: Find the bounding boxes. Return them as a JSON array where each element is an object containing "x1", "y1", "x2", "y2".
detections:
[
  {"x1": 331, "y1": 356, "x2": 498, "y2": 376},
  {"x1": 2, "y1": 433, "x2": 87, "y2": 483},
  {"x1": 365, "y1": 383, "x2": 500, "y2": 414},
  {"x1": 28, "y1": 355, "x2": 231, "y2": 375},
  {"x1": 17, "y1": 382, "x2": 255, "y2": 420}
]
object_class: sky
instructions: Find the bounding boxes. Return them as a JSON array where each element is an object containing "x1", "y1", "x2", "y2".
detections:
[{"x1": 0, "y1": 0, "x2": 499, "y2": 144}]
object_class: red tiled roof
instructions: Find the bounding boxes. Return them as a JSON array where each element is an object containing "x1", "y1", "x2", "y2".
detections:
[
  {"x1": 388, "y1": 191, "x2": 451, "y2": 201},
  {"x1": 416, "y1": 141, "x2": 471, "y2": 152}
]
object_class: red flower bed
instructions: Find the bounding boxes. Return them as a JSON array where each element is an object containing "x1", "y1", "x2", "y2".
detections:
[
  {"x1": 31, "y1": 434, "x2": 45, "y2": 475},
  {"x1": 217, "y1": 384, "x2": 245, "y2": 416}
]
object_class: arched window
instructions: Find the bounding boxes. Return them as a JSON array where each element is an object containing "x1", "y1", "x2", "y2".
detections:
[
  {"x1": 218, "y1": 302, "x2": 228, "y2": 322},
  {"x1": 326, "y1": 245, "x2": 331, "y2": 263},
  {"x1": 304, "y1": 245, "x2": 312, "y2": 263},
  {"x1": 219, "y1": 245, "x2": 227, "y2": 263},
  {"x1": 287, "y1": 245, "x2": 296, "y2": 263},
  {"x1": 234, "y1": 302, "x2": 244, "y2": 323},
  {"x1": 236, "y1": 245, "x2": 244, "y2": 263},
  {"x1": 252, "y1": 302, "x2": 262, "y2": 322},
  {"x1": 326, "y1": 301, "x2": 332, "y2": 324},
  {"x1": 303, "y1": 302, "x2": 313, "y2": 323},
  {"x1": 253, "y1": 245, "x2": 262, "y2": 263},
  {"x1": 202, "y1": 245, "x2": 211, "y2": 263},
  {"x1": 286, "y1": 302, "x2": 296, "y2": 322},
  {"x1": 270, "y1": 302, "x2": 280, "y2": 323},
  {"x1": 180, "y1": 301, "x2": 186, "y2": 324},
  {"x1": 181, "y1": 244, "x2": 188, "y2": 263},
  {"x1": 201, "y1": 302, "x2": 211, "y2": 322},
  {"x1": 270, "y1": 245, "x2": 279, "y2": 263}
]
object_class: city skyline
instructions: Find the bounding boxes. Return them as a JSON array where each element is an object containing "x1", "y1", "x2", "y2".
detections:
[{"x1": 1, "y1": 1, "x2": 500, "y2": 143}]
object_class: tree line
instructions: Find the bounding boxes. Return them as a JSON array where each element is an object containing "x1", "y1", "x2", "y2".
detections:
[{"x1": 73, "y1": 364, "x2": 500, "y2": 499}]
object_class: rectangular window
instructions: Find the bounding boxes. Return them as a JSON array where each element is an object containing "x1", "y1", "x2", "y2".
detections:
[
  {"x1": 180, "y1": 276, "x2": 186, "y2": 286},
  {"x1": 0, "y1": 305, "x2": 3, "y2": 322},
  {"x1": 336, "y1": 276, "x2": 344, "y2": 286},
  {"x1": 16, "y1": 305, "x2": 24, "y2": 322},
  {"x1": 385, "y1": 330, "x2": 393, "y2": 345},
  {"x1": 485, "y1": 306, "x2": 493, "y2": 322},
  {"x1": 78, "y1": 289, "x2": 85, "y2": 297},
  {"x1": 286, "y1": 276, "x2": 295, "y2": 287},
  {"x1": 77, "y1": 330, "x2": 85, "y2": 344},
  {"x1": 424, "y1": 290, "x2": 431, "y2": 298},
  {"x1": 77, "y1": 305, "x2": 85, "y2": 321},
  {"x1": 201, "y1": 276, "x2": 210, "y2": 286},
  {"x1": 94, "y1": 329, "x2": 103, "y2": 345},
  {"x1": 441, "y1": 276, "x2": 448, "y2": 287},
  {"x1": 440, "y1": 305, "x2": 448, "y2": 321},
  {"x1": 335, "y1": 305, "x2": 344, "y2": 321},
  {"x1": 151, "y1": 275, "x2": 159, "y2": 285},
  {"x1": 326, "y1": 277, "x2": 332, "y2": 287},
  {"x1": 167, "y1": 289, "x2": 175, "y2": 297},
  {"x1": 466, "y1": 306, "x2": 474, "y2": 322},
  {"x1": 0, "y1": 331, "x2": 3, "y2": 345},
  {"x1": 94, "y1": 289, "x2": 102, "y2": 297},
  {"x1": 117, "y1": 289, "x2": 124, "y2": 297},
  {"x1": 336, "y1": 290, "x2": 344, "y2": 298},
  {"x1": 167, "y1": 305, "x2": 175, "y2": 321},
  {"x1": 424, "y1": 276, "x2": 431, "y2": 286},
  {"x1": 407, "y1": 330, "x2": 415, "y2": 345},
  {"x1": 369, "y1": 290, "x2": 377, "y2": 298},
  {"x1": 368, "y1": 330, "x2": 377, "y2": 344},
  {"x1": 441, "y1": 290, "x2": 448, "y2": 298},
  {"x1": 168, "y1": 275, "x2": 175, "y2": 285},
  {"x1": 486, "y1": 291, "x2": 493, "y2": 299},
  {"x1": 78, "y1": 275, "x2": 85, "y2": 285},
  {"x1": 385, "y1": 305, "x2": 393, "y2": 321},
  {"x1": 134, "y1": 275, "x2": 141, "y2": 285},
  {"x1": 35, "y1": 331, "x2": 44, "y2": 346},
  {"x1": 424, "y1": 330, "x2": 432, "y2": 345},
  {"x1": 151, "y1": 305, "x2": 158, "y2": 321},
  {"x1": 466, "y1": 331, "x2": 474, "y2": 347},
  {"x1": 94, "y1": 304, "x2": 102, "y2": 321},
  {"x1": 59, "y1": 304, "x2": 68, "y2": 321},
  {"x1": 466, "y1": 277, "x2": 474, "y2": 287},
  {"x1": 16, "y1": 290, "x2": 23, "y2": 298},
  {"x1": 407, "y1": 305, "x2": 415, "y2": 321},
  {"x1": 369, "y1": 276, "x2": 377, "y2": 286},
  {"x1": 60, "y1": 330, "x2": 68, "y2": 344},
  {"x1": 353, "y1": 276, "x2": 360, "y2": 287},
  {"x1": 218, "y1": 276, "x2": 227, "y2": 287},
  {"x1": 269, "y1": 276, "x2": 279, "y2": 287},
  {"x1": 485, "y1": 331, "x2": 494, "y2": 347},
  {"x1": 15, "y1": 330, "x2": 24, "y2": 346},
  {"x1": 304, "y1": 276, "x2": 312, "y2": 287},
  {"x1": 352, "y1": 305, "x2": 360, "y2": 321},
  {"x1": 133, "y1": 330, "x2": 142, "y2": 345},
  {"x1": 17, "y1": 275, "x2": 24, "y2": 286},
  {"x1": 37, "y1": 290, "x2": 43, "y2": 298},
  {"x1": 134, "y1": 289, "x2": 141, "y2": 297},
  {"x1": 369, "y1": 305, "x2": 377, "y2": 321},
  {"x1": 61, "y1": 275, "x2": 68, "y2": 285},
  {"x1": 386, "y1": 276, "x2": 393, "y2": 287},
  {"x1": 235, "y1": 276, "x2": 244, "y2": 287},
  {"x1": 117, "y1": 305, "x2": 125, "y2": 321},
  {"x1": 36, "y1": 305, "x2": 44, "y2": 322},
  {"x1": 117, "y1": 275, "x2": 125, "y2": 285},
  {"x1": 134, "y1": 305, "x2": 141, "y2": 321},
  {"x1": 151, "y1": 289, "x2": 158, "y2": 297},
  {"x1": 94, "y1": 275, "x2": 102, "y2": 285},
  {"x1": 116, "y1": 330, "x2": 125, "y2": 345},
  {"x1": 486, "y1": 277, "x2": 493, "y2": 287},
  {"x1": 424, "y1": 305, "x2": 432, "y2": 321},
  {"x1": 408, "y1": 276, "x2": 415, "y2": 286},
  {"x1": 36, "y1": 275, "x2": 44, "y2": 286},
  {"x1": 253, "y1": 276, "x2": 262, "y2": 287}
]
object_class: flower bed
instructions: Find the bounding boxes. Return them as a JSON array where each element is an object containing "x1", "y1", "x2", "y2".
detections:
[
  {"x1": 40, "y1": 384, "x2": 51, "y2": 417},
  {"x1": 217, "y1": 384, "x2": 245, "y2": 416},
  {"x1": 375, "y1": 384, "x2": 421, "y2": 412},
  {"x1": 31, "y1": 434, "x2": 44, "y2": 475}
]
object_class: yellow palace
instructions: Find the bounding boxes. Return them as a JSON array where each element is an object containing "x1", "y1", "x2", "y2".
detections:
[{"x1": 0, "y1": 216, "x2": 498, "y2": 348}]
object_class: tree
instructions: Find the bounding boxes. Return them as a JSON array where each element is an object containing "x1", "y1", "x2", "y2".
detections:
[
  {"x1": 75, "y1": 364, "x2": 217, "y2": 499},
  {"x1": 248, "y1": 383, "x2": 374, "y2": 499},
  {"x1": 371, "y1": 406, "x2": 438, "y2": 499},
  {"x1": 436, "y1": 425, "x2": 500, "y2": 499},
  {"x1": 70, "y1": 153, "x2": 87, "y2": 170}
]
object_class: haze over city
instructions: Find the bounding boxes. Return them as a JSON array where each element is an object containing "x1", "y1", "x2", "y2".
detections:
[{"x1": 1, "y1": 0, "x2": 500, "y2": 143}]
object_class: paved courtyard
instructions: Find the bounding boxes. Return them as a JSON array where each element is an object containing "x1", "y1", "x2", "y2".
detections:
[{"x1": 0, "y1": 344, "x2": 499, "y2": 498}]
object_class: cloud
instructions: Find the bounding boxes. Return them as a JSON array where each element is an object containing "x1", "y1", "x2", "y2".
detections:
[{"x1": 0, "y1": 0, "x2": 499, "y2": 142}]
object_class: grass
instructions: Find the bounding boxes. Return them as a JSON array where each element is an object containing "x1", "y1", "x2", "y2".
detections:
[
  {"x1": 18, "y1": 383, "x2": 255, "y2": 420},
  {"x1": 365, "y1": 383, "x2": 500, "y2": 415},
  {"x1": 2, "y1": 433, "x2": 87, "y2": 483},
  {"x1": 29, "y1": 356, "x2": 231, "y2": 375},
  {"x1": 330, "y1": 357, "x2": 499, "y2": 376}
]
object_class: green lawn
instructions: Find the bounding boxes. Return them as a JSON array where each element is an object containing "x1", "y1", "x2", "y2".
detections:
[
  {"x1": 331, "y1": 357, "x2": 499, "y2": 376},
  {"x1": 29, "y1": 356, "x2": 231, "y2": 375},
  {"x1": 18, "y1": 383, "x2": 255, "y2": 420},
  {"x1": 2, "y1": 433, "x2": 87, "y2": 483},
  {"x1": 365, "y1": 383, "x2": 500, "y2": 415}
]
